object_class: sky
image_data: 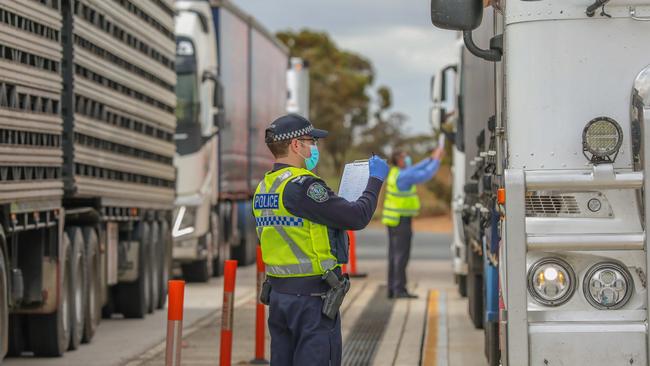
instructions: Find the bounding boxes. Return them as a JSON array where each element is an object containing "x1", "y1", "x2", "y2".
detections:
[{"x1": 231, "y1": 0, "x2": 459, "y2": 135}]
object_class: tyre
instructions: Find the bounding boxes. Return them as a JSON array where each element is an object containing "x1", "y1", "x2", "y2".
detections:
[
  {"x1": 210, "y1": 212, "x2": 220, "y2": 278},
  {"x1": 28, "y1": 232, "x2": 72, "y2": 356},
  {"x1": 67, "y1": 227, "x2": 87, "y2": 350},
  {"x1": 457, "y1": 274, "x2": 467, "y2": 298},
  {"x1": 82, "y1": 227, "x2": 101, "y2": 343},
  {"x1": 214, "y1": 204, "x2": 232, "y2": 277},
  {"x1": 7, "y1": 315, "x2": 24, "y2": 357},
  {"x1": 486, "y1": 320, "x2": 500, "y2": 366},
  {"x1": 157, "y1": 220, "x2": 172, "y2": 309},
  {"x1": 467, "y1": 272, "x2": 484, "y2": 329},
  {"x1": 232, "y1": 233, "x2": 255, "y2": 266},
  {"x1": 0, "y1": 244, "x2": 8, "y2": 359},
  {"x1": 116, "y1": 222, "x2": 151, "y2": 319},
  {"x1": 148, "y1": 221, "x2": 160, "y2": 314}
]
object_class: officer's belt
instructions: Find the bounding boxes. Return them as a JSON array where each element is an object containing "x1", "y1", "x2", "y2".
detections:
[{"x1": 268, "y1": 268, "x2": 342, "y2": 296}]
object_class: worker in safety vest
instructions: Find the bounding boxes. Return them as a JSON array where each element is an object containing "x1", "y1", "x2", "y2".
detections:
[
  {"x1": 253, "y1": 114, "x2": 389, "y2": 365},
  {"x1": 383, "y1": 147, "x2": 444, "y2": 298}
]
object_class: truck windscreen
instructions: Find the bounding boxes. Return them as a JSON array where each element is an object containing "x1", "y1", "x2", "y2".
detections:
[{"x1": 176, "y1": 72, "x2": 199, "y2": 125}]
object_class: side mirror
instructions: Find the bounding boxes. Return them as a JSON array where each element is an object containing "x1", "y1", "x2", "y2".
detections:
[
  {"x1": 431, "y1": 0, "x2": 483, "y2": 31},
  {"x1": 202, "y1": 70, "x2": 217, "y2": 83},
  {"x1": 430, "y1": 64, "x2": 458, "y2": 132},
  {"x1": 213, "y1": 81, "x2": 225, "y2": 127},
  {"x1": 430, "y1": 105, "x2": 442, "y2": 131}
]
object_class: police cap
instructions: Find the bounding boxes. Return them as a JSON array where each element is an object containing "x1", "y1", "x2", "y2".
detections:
[{"x1": 265, "y1": 114, "x2": 329, "y2": 143}]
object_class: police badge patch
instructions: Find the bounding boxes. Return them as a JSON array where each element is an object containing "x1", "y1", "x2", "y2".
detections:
[{"x1": 307, "y1": 182, "x2": 329, "y2": 203}]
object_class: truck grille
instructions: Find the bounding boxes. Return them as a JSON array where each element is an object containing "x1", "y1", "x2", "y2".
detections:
[{"x1": 526, "y1": 193, "x2": 581, "y2": 217}]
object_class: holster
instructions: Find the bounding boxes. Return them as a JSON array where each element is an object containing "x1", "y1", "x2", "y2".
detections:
[
  {"x1": 260, "y1": 278, "x2": 271, "y2": 305},
  {"x1": 321, "y1": 270, "x2": 350, "y2": 320}
]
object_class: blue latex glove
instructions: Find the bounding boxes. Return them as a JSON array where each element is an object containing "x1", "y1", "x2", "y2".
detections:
[{"x1": 369, "y1": 155, "x2": 389, "y2": 181}]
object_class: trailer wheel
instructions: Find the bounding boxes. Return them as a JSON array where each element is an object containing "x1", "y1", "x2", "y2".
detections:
[
  {"x1": 210, "y1": 212, "x2": 220, "y2": 278},
  {"x1": 7, "y1": 315, "x2": 24, "y2": 357},
  {"x1": 233, "y1": 228, "x2": 255, "y2": 266},
  {"x1": 485, "y1": 320, "x2": 500, "y2": 366},
  {"x1": 28, "y1": 232, "x2": 72, "y2": 356},
  {"x1": 0, "y1": 244, "x2": 8, "y2": 359},
  {"x1": 148, "y1": 221, "x2": 160, "y2": 313},
  {"x1": 457, "y1": 274, "x2": 467, "y2": 297},
  {"x1": 116, "y1": 222, "x2": 151, "y2": 318},
  {"x1": 214, "y1": 208, "x2": 232, "y2": 277},
  {"x1": 468, "y1": 272, "x2": 484, "y2": 329},
  {"x1": 82, "y1": 227, "x2": 101, "y2": 343},
  {"x1": 157, "y1": 220, "x2": 172, "y2": 309},
  {"x1": 67, "y1": 227, "x2": 87, "y2": 350}
]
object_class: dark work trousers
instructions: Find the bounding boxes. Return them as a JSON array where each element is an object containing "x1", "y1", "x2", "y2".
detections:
[
  {"x1": 387, "y1": 216, "x2": 413, "y2": 296},
  {"x1": 268, "y1": 291, "x2": 342, "y2": 366}
]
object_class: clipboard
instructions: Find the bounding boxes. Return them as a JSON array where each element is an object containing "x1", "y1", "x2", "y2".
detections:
[{"x1": 338, "y1": 159, "x2": 369, "y2": 201}]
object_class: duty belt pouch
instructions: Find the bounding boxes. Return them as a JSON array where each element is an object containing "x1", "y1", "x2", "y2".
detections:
[{"x1": 260, "y1": 278, "x2": 271, "y2": 305}]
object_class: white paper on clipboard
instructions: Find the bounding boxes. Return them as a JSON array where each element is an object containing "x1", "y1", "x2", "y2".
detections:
[{"x1": 338, "y1": 160, "x2": 369, "y2": 202}]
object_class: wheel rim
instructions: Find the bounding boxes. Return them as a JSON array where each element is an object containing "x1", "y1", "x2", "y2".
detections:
[
  {"x1": 151, "y1": 233, "x2": 159, "y2": 304},
  {"x1": 75, "y1": 260, "x2": 83, "y2": 323},
  {"x1": 207, "y1": 232, "x2": 213, "y2": 276},
  {"x1": 62, "y1": 269, "x2": 70, "y2": 340},
  {"x1": 89, "y1": 258, "x2": 97, "y2": 324},
  {"x1": 144, "y1": 247, "x2": 151, "y2": 308}
]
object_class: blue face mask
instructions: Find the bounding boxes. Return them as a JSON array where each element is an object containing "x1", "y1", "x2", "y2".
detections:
[
  {"x1": 300, "y1": 144, "x2": 320, "y2": 171},
  {"x1": 404, "y1": 155, "x2": 412, "y2": 167}
]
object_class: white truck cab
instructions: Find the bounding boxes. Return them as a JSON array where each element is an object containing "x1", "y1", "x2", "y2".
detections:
[
  {"x1": 173, "y1": 0, "x2": 221, "y2": 281},
  {"x1": 430, "y1": 0, "x2": 650, "y2": 364}
]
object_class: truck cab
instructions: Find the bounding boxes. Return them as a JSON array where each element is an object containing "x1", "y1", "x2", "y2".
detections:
[
  {"x1": 431, "y1": 60, "x2": 469, "y2": 295},
  {"x1": 173, "y1": 0, "x2": 221, "y2": 281},
  {"x1": 430, "y1": 0, "x2": 650, "y2": 364}
]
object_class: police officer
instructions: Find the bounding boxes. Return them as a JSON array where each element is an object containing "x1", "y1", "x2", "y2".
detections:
[
  {"x1": 253, "y1": 114, "x2": 389, "y2": 366},
  {"x1": 383, "y1": 148, "x2": 444, "y2": 299}
]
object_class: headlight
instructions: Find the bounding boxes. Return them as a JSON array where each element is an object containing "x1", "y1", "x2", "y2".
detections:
[
  {"x1": 528, "y1": 258, "x2": 576, "y2": 306},
  {"x1": 172, "y1": 206, "x2": 196, "y2": 237},
  {"x1": 583, "y1": 262, "x2": 633, "y2": 310},
  {"x1": 582, "y1": 117, "x2": 623, "y2": 164}
]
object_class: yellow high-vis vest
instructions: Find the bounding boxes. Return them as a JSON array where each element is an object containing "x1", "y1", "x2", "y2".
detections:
[
  {"x1": 381, "y1": 167, "x2": 420, "y2": 227},
  {"x1": 252, "y1": 166, "x2": 338, "y2": 277}
]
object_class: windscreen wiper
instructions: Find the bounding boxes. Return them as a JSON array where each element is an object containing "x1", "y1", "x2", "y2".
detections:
[{"x1": 586, "y1": 0, "x2": 611, "y2": 17}]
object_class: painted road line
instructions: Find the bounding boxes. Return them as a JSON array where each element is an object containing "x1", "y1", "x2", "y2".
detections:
[{"x1": 422, "y1": 290, "x2": 448, "y2": 366}]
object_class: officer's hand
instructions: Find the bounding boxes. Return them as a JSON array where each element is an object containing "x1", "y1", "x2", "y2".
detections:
[
  {"x1": 369, "y1": 155, "x2": 389, "y2": 182},
  {"x1": 431, "y1": 147, "x2": 445, "y2": 161}
]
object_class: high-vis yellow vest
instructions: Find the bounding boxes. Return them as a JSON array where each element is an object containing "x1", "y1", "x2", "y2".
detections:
[
  {"x1": 253, "y1": 166, "x2": 338, "y2": 278},
  {"x1": 382, "y1": 167, "x2": 420, "y2": 227}
]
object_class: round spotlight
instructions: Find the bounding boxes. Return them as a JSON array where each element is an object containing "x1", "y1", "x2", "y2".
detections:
[
  {"x1": 527, "y1": 258, "x2": 576, "y2": 306},
  {"x1": 582, "y1": 117, "x2": 623, "y2": 163},
  {"x1": 583, "y1": 262, "x2": 633, "y2": 310},
  {"x1": 176, "y1": 40, "x2": 195, "y2": 56}
]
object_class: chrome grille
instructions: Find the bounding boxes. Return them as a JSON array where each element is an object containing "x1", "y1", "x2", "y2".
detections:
[{"x1": 526, "y1": 193, "x2": 580, "y2": 217}]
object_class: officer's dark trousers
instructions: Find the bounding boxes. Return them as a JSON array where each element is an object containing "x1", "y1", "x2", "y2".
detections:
[
  {"x1": 387, "y1": 216, "x2": 413, "y2": 296},
  {"x1": 268, "y1": 291, "x2": 342, "y2": 366}
]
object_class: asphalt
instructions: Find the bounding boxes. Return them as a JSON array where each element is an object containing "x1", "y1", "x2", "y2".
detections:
[
  {"x1": 3, "y1": 228, "x2": 483, "y2": 366},
  {"x1": 354, "y1": 228, "x2": 452, "y2": 260}
]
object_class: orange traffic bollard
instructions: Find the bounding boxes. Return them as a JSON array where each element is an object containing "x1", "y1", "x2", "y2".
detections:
[
  {"x1": 220, "y1": 260, "x2": 238, "y2": 366},
  {"x1": 165, "y1": 280, "x2": 185, "y2": 366},
  {"x1": 251, "y1": 245, "x2": 269, "y2": 364},
  {"x1": 347, "y1": 230, "x2": 367, "y2": 278}
]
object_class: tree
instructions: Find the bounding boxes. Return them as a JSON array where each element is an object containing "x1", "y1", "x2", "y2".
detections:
[
  {"x1": 276, "y1": 30, "x2": 375, "y2": 176},
  {"x1": 356, "y1": 86, "x2": 404, "y2": 158}
]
